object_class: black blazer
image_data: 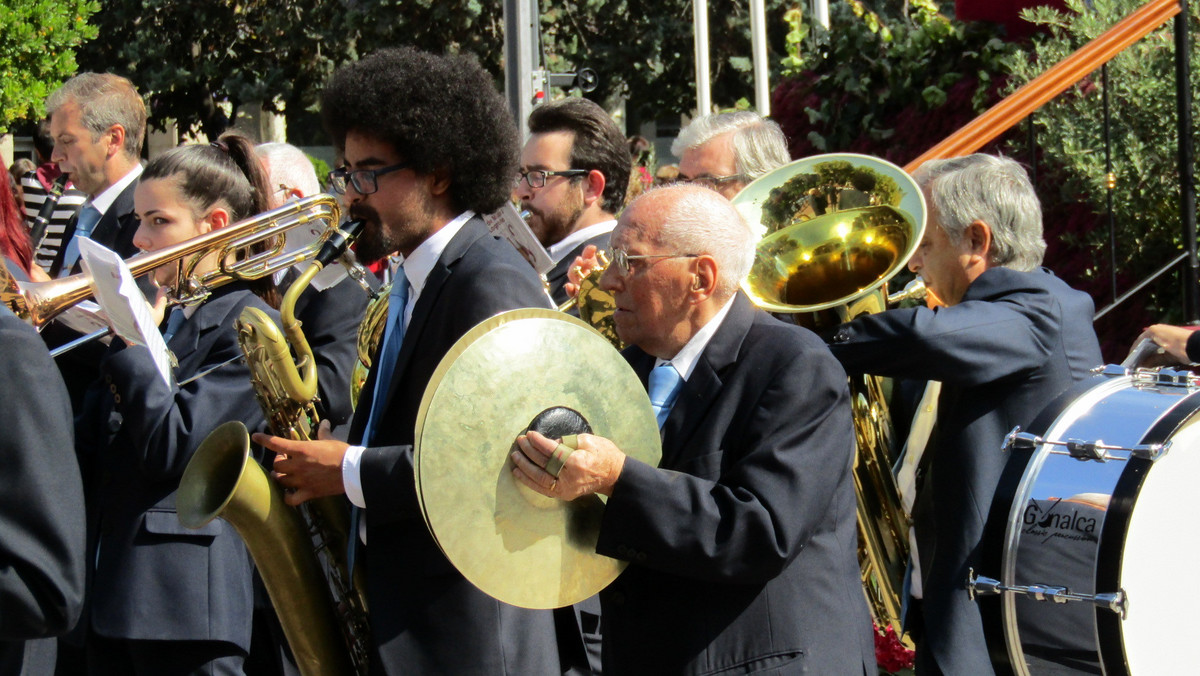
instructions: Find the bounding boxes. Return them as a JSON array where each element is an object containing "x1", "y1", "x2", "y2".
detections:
[
  {"x1": 348, "y1": 217, "x2": 561, "y2": 675},
  {"x1": 0, "y1": 307, "x2": 86, "y2": 676},
  {"x1": 76, "y1": 284, "x2": 277, "y2": 651},
  {"x1": 829, "y1": 267, "x2": 1102, "y2": 675},
  {"x1": 545, "y1": 230, "x2": 611, "y2": 306},
  {"x1": 46, "y1": 175, "x2": 149, "y2": 412},
  {"x1": 597, "y1": 293, "x2": 875, "y2": 675},
  {"x1": 49, "y1": 176, "x2": 141, "y2": 278}
]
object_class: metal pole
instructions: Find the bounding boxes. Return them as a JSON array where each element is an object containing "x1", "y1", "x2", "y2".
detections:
[
  {"x1": 1103, "y1": 64, "x2": 1118, "y2": 304},
  {"x1": 1176, "y1": 0, "x2": 1197, "y2": 321},
  {"x1": 503, "y1": 0, "x2": 539, "y2": 138},
  {"x1": 812, "y1": 0, "x2": 830, "y2": 30},
  {"x1": 750, "y1": 0, "x2": 770, "y2": 115},
  {"x1": 693, "y1": 0, "x2": 712, "y2": 116}
]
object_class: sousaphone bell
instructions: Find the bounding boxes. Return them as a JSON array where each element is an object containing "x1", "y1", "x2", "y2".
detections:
[{"x1": 414, "y1": 309, "x2": 661, "y2": 609}]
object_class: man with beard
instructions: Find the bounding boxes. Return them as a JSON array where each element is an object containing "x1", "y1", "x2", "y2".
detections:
[
  {"x1": 252, "y1": 48, "x2": 562, "y2": 675},
  {"x1": 515, "y1": 97, "x2": 629, "y2": 305}
]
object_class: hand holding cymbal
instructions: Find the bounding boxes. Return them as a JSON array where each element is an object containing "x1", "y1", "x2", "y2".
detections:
[{"x1": 511, "y1": 430, "x2": 627, "y2": 500}]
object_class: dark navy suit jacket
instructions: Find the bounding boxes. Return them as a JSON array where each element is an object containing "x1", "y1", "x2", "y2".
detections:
[
  {"x1": 0, "y1": 307, "x2": 86, "y2": 676},
  {"x1": 347, "y1": 217, "x2": 561, "y2": 675},
  {"x1": 597, "y1": 293, "x2": 875, "y2": 675},
  {"x1": 76, "y1": 283, "x2": 275, "y2": 651},
  {"x1": 829, "y1": 267, "x2": 1102, "y2": 675},
  {"x1": 545, "y1": 230, "x2": 611, "y2": 306}
]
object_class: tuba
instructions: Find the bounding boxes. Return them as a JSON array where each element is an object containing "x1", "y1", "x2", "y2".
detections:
[
  {"x1": 177, "y1": 217, "x2": 372, "y2": 676},
  {"x1": 732, "y1": 153, "x2": 926, "y2": 641}
]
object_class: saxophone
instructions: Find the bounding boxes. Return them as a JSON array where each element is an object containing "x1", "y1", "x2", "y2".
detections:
[{"x1": 178, "y1": 218, "x2": 371, "y2": 676}]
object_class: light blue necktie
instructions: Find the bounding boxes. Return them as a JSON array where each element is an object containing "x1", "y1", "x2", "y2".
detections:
[
  {"x1": 60, "y1": 204, "x2": 101, "y2": 275},
  {"x1": 349, "y1": 269, "x2": 410, "y2": 573},
  {"x1": 648, "y1": 362, "x2": 683, "y2": 428},
  {"x1": 365, "y1": 268, "x2": 410, "y2": 445},
  {"x1": 161, "y1": 309, "x2": 186, "y2": 342}
]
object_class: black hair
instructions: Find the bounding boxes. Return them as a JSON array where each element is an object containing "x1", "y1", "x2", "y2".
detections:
[
  {"x1": 528, "y1": 98, "x2": 630, "y2": 214},
  {"x1": 142, "y1": 131, "x2": 279, "y2": 307},
  {"x1": 321, "y1": 47, "x2": 518, "y2": 215}
]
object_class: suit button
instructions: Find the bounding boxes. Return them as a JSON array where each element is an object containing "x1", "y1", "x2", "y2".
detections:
[
  {"x1": 636, "y1": 552, "x2": 647, "y2": 562},
  {"x1": 104, "y1": 375, "x2": 113, "y2": 384},
  {"x1": 109, "y1": 383, "x2": 118, "y2": 394},
  {"x1": 616, "y1": 544, "x2": 629, "y2": 556},
  {"x1": 833, "y1": 327, "x2": 851, "y2": 343}
]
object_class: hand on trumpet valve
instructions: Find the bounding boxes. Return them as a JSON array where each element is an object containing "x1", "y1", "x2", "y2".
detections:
[
  {"x1": 255, "y1": 419, "x2": 349, "y2": 506},
  {"x1": 510, "y1": 429, "x2": 626, "y2": 500},
  {"x1": 564, "y1": 244, "x2": 602, "y2": 301}
]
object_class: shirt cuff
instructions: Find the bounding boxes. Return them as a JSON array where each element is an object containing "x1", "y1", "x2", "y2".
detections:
[{"x1": 342, "y1": 445, "x2": 367, "y2": 508}]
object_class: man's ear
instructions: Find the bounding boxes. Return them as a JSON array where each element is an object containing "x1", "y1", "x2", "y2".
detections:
[
  {"x1": 106, "y1": 125, "x2": 126, "y2": 160},
  {"x1": 583, "y1": 169, "x2": 607, "y2": 208},
  {"x1": 964, "y1": 220, "x2": 992, "y2": 261},
  {"x1": 428, "y1": 168, "x2": 452, "y2": 197},
  {"x1": 690, "y1": 255, "x2": 719, "y2": 302}
]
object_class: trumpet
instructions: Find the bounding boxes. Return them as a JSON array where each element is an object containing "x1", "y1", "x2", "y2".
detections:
[{"x1": 1, "y1": 194, "x2": 347, "y2": 330}]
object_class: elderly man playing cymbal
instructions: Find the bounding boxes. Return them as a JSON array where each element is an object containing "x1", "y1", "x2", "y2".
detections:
[{"x1": 511, "y1": 184, "x2": 874, "y2": 675}]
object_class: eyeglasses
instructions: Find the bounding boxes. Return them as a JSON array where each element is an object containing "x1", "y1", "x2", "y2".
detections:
[
  {"x1": 514, "y1": 169, "x2": 589, "y2": 190},
  {"x1": 610, "y1": 247, "x2": 700, "y2": 275},
  {"x1": 672, "y1": 174, "x2": 747, "y2": 189},
  {"x1": 328, "y1": 162, "x2": 407, "y2": 195}
]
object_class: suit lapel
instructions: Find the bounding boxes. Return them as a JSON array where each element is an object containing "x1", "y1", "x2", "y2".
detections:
[
  {"x1": 657, "y1": 294, "x2": 756, "y2": 468},
  {"x1": 375, "y1": 218, "x2": 488, "y2": 419}
]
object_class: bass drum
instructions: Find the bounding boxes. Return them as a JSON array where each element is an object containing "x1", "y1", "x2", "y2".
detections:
[{"x1": 978, "y1": 365, "x2": 1200, "y2": 675}]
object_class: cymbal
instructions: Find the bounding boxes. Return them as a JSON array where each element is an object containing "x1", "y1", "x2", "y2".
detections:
[{"x1": 414, "y1": 308, "x2": 661, "y2": 609}]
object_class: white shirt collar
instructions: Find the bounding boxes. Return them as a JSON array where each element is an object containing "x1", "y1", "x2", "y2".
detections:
[
  {"x1": 655, "y1": 294, "x2": 737, "y2": 381},
  {"x1": 546, "y1": 219, "x2": 616, "y2": 263},
  {"x1": 88, "y1": 164, "x2": 142, "y2": 216},
  {"x1": 398, "y1": 210, "x2": 474, "y2": 300}
]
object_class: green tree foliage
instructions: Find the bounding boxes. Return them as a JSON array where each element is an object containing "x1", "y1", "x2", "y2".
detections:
[
  {"x1": 772, "y1": 0, "x2": 1016, "y2": 163},
  {"x1": 68, "y1": 0, "x2": 792, "y2": 138},
  {"x1": 1007, "y1": 0, "x2": 1200, "y2": 323},
  {"x1": 77, "y1": 0, "x2": 348, "y2": 139},
  {"x1": 0, "y1": 0, "x2": 99, "y2": 131}
]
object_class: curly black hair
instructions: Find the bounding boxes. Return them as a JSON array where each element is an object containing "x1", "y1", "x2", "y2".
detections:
[{"x1": 321, "y1": 47, "x2": 518, "y2": 215}]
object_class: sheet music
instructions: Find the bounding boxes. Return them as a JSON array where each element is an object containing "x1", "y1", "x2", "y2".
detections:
[
  {"x1": 78, "y1": 238, "x2": 174, "y2": 387},
  {"x1": 482, "y1": 202, "x2": 554, "y2": 275}
]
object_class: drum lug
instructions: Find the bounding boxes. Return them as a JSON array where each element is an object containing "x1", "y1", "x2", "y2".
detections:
[
  {"x1": 1004, "y1": 429, "x2": 1169, "y2": 463},
  {"x1": 1003, "y1": 427, "x2": 1041, "y2": 451},
  {"x1": 966, "y1": 569, "x2": 1129, "y2": 619}
]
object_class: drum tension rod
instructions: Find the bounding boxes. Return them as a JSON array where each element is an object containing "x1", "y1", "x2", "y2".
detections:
[
  {"x1": 966, "y1": 568, "x2": 1128, "y2": 619},
  {"x1": 1003, "y1": 427, "x2": 1168, "y2": 462}
]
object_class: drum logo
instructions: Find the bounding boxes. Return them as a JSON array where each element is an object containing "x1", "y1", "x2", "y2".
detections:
[{"x1": 1022, "y1": 499, "x2": 1099, "y2": 542}]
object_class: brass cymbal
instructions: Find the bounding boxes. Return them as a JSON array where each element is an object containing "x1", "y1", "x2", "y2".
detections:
[{"x1": 414, "y1": 308, "x2": 661, "y2": 609}]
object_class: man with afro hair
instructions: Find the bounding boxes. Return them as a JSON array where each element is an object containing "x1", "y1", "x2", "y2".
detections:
[{"x1": 255, "y1": 47, "x2": 562, "y2": 675}]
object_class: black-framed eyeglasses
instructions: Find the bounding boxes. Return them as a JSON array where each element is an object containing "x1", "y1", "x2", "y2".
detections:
[
  {"x1": 514, "y1": 169, "x2": 589, "y2": 190},
  {"x1": 672, "y1": 174, "x2": 747, "y2": 189},
  {"x1": 610, "y1": 247, "x2": 700, "y2": 275},
  {"x1": 328, "y1": 162, "x2": 408, "y2": 195}
]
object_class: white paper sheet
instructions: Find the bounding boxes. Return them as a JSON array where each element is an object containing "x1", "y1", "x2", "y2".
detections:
[{"x1": 78, "y1": 238, "x2": 174, "y2": 387}]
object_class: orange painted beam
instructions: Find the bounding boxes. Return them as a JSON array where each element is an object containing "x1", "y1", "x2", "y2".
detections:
[{"x1": 905, "y1": 0, "x2": 1182, "y2": 173}]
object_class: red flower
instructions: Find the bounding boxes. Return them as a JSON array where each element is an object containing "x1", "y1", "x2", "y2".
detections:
[{"x1": 874, "y1": 623, "x2": 915, "y2": 674}]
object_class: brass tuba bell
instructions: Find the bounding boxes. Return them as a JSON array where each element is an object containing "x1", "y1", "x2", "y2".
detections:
[{"x1": 732, "y1": 153, "x2": 926, "y2": 643}]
